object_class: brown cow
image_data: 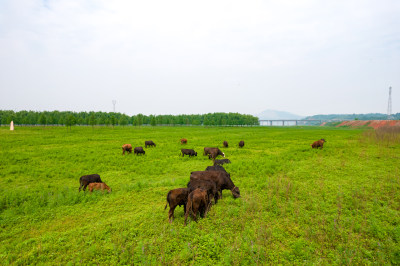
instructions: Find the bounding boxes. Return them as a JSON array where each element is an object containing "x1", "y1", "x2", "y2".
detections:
[
  {"x1": 122, "y1": 144, "x2": 132, "y2": 155},
  {"x1": 204, "y1": 147, "x2": 225, "y2": 160},
  {"x1": 239, "y1": 140, "x2": 245, "y2": 148},
  {"x1": 190, "y1": 171, "x2": 240, "y2": 199},
  {"x1": 180, "y1": 138, "x2": 187, "y2": 144},
  {"x1": 223, "y1": 141, "x2": 228, "y2": 148},
  {"x1": 164, "y1": 188, "x2": 190, "y2": 223},
  {"x1": 187, "y1": 179, "x2": 218, "y2": 204},
  {"x1": 185, "y1": 188, "x2": 209, "y2": 225},
  {"x1": 312, "y1": 139, "x2": 326, "y2": 149},
  {"x1": 88, "y1": 182, "x2": 111, "y2": 193}
]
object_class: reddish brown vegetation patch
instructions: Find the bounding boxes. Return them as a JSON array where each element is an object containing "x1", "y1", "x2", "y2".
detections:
[{"x1": 336, "y1": 120, "x2": 400, "y2": 129}]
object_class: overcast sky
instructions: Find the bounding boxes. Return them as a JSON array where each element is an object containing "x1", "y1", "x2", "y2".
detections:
[{"x1": 0, "y1": 0, "x2": 399, "y2": 116}]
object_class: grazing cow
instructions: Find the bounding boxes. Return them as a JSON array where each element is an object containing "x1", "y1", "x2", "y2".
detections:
[
  {"x1": 164, "y1": 188, "x2": 189, "y2": 223},
  {"x1": 239, "y1": 140, "x2": 245, "y2": 148},
  {"x1": 145, "y1": 140, "x2": 156, "y2": 148},
  {"x1": 185, "y1": 188, "x2": 209, "y2": 225},
  {"x1": 181, "y1": 149, "x2": 197, "y2": 157},
  {"x1": 187, "y1": 179, "x2": 218, "y2": 204},
  {"x1": 312, "y1": 139, "x2": 326, "y2": 149},
  {"x1": 204, "y1": 147, "x2": 225, "y2": 160},
  {"x1": 88, "y1": 182, "x2": 111, "y2": 193},
  {"x1": 180, "y1": 138, "x2": 188, "y2": 144},
  {"x1": 205, "y1": 165, "x2": 227, "y2": 173},
  {"x1": 122, "y1": 144, "x2": 132, "y2": 155},
  {"x1": 190, "y1": 171, "x2": 240, "y2": 199},
  {"x1": 134, "y1": 146, "x2": 145, "y2": 155},
  {"x1": 223, "y1": 141, "x2": 228, "y2": 148},
  {"x1": 214, "y1": 159, "x2": 231, "y2": 165},
  {"x1": 79, "y1": 174, "x2": 102, "y2": 192}
]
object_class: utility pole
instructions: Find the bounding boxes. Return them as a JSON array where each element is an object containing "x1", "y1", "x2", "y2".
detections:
[
  {"x1": 387, "y1": 87, "x2": 393, "y2": 120},
  {"x1": 112, "y1": 100, "x2": 116, "y2": 113}
]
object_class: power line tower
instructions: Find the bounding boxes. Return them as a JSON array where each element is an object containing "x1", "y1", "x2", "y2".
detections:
[
  {"x1": 112, "y1": 100, "x2": 116, "y2": 113},
  {"x1": 387, "y1": 86, "x2": 393, "y2": 120}
]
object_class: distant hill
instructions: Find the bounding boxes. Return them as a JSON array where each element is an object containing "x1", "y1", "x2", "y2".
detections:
[
  {"x1": 305, "y1": 113, "x2": 400, "y2": 121},
  {"x1": 256, "y1": 109, "x2": 305, "y2": 120}
]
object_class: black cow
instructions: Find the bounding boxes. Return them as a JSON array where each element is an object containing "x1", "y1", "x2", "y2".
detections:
[
  {"x1": 79, "y1": 174, "x2": 102, "y2": 192},
  {"x1": 190, "y1": 171, "x2": 240, "y2": 199},
  {"x1": 214, "y1": 159, "x2": 231, "y2": 165},
  {"x1": 205, "y1": 165, "x2": 227, "y2": 173},
  {"x1": 223, "y1": 141, "x2": 228, "y2": 148},
  {"x1": 181, "y1": 149, "x2": 197, "y2": 157},
  {"x1": 239, "y1": 140, "x2": 245, "y2": 148},
  {"x1": 134, "y1": 146, "x2": 145, "y2": 155},
  {"x1": 145, "y1": 140, "x2": 156, "y2": 148}
]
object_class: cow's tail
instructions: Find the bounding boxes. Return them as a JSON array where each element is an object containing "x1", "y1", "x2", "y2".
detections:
[{"x1": 164, "y1": 191, "x2": 171, "y2": 210}]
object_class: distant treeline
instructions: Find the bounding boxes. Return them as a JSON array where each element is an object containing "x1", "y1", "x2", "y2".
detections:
[
  {"x1": 0, "y1": 110, "x2": 259, "y2": 126},
  {"x1": 305, "y1": 113, "x2": 400, "y2": 121}
]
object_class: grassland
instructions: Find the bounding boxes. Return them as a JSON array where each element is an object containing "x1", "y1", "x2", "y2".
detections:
[{"x1": 0, "y1": 126, "x2": 399, "y2": 264}]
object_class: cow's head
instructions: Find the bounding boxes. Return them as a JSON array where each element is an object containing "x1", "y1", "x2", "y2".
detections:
[
  {"x1": 195, "y1": 152, "x2": 198, "y2": 156},
  {"x1": 231, "y1": 186, "x2": 240, "y2": 198},
  {"x1": 222, "y1": 152, "x2": 225, "y2": 157},
  {"x1": 321, "y1": 139, "x2": 326, "y2": 142}
]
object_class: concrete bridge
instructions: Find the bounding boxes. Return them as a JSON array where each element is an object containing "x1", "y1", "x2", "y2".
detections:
[{"x1": 259, "y1": 119, "x2": 322, "y2": 126}]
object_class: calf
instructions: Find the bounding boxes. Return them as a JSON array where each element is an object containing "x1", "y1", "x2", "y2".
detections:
[
  {"x1": 180, "y1": 138, "x2": 187, "y2": 144},
  {"x1": 187, "y1": 179, "x2": 218, "y2": 204},
  {"x1": 223, "y1": 141, "x2": 228, "y2": 148},
  {"x1": 312, "y1": 139, "x2": 326, "y2": 149},
  {"x1": 122, "y1": 144, "x2": 132, "y2": 155},
  {"x1": 181, "y1": 149, "x2": 197, "y2": 157},
  {"x1": 134, "y1": 146, "x2": 145, "y2": 155},
  {"x1": 185, "y1": 188, "x2": 209, "y2": 225},
  {"x1": 165, "y1": 188, "x2": 189, "y2": 223},
  {"x1": 145, "y1": 140, "x2": 156, "y2": 148},
  {"x1": 79, "y1": 174, "x2": 102, "y2": 192},
  {"x1": 214, "y1": 159, "x2": 231, "y2": 165},
  {"x1": 239, "y1": 140, "x2": 245, "y2": 148},
  {"x1": 88, "y1": 182, "x2": 111, "y2": 193}
]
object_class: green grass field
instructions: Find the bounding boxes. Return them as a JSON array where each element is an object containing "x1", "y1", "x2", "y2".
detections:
[{"x1": 1, "y1": 126, "x2": 399, "y2": 264}]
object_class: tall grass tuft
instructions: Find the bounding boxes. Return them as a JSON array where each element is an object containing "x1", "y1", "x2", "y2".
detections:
[{"x1": 363, "y1": 126, "x2": 400, "y2": 144}]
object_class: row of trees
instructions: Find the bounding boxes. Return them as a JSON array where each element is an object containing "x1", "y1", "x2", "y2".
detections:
[
  {"x1": 305, "y1": 113, "x2": 400, "y2": 121},
  {"x1": 0, "y1": 110, "x2": 259, "y2": 126}
]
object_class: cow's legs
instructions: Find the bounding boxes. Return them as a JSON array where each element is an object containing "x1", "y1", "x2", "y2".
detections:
[{"x1": 168, "y1": 206, "x2": 176, "y2": 223}]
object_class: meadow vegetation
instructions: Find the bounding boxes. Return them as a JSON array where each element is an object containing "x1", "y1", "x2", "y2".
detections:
[{"x1": 0, "y1": 126, "x2": 399, "y2": 264}]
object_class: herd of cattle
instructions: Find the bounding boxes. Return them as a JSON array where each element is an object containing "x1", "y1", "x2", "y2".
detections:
[
  {"x1": 77, "y1": 137, "x2": 326, "y2": 224},
  {"x1": 165, "y1": 148, "x2": 241, "y2": 225}
]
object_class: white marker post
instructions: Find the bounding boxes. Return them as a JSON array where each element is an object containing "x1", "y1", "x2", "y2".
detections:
[{"x1": 10, "y1": 121, "x2": 14, "y2": 131}]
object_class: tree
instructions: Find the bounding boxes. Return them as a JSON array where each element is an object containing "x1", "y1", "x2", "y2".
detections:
[
  {"x1": 38, "y1": 113, "x2": 47, "y2": 126},
  {"x1": 65, "y1": 114, "x2": 76, "y2": 130},
  {"x1": 89, "y1": 113, "x2": 97, "y2": 128},
  {"x1": 110, "y1": 115, "x2": 116, "y2": 128},
  {"x1": 150, "y1": 115, "x2": 157, "y2": 126},
  {"x1": 119, "y1": 115, "x2": 128, "y2": 126}
]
